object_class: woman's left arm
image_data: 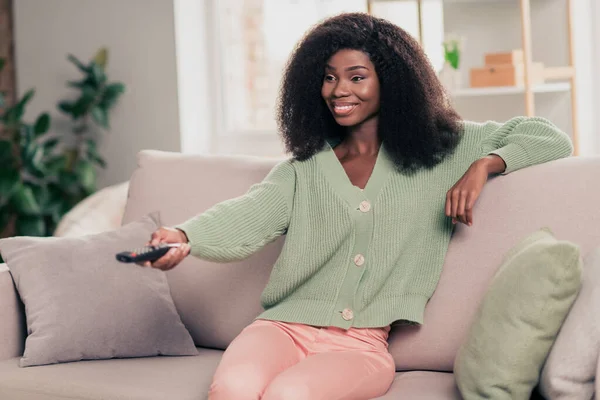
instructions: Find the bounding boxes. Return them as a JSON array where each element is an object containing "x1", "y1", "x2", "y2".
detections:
[{"x1": 446, "y1": 116, "x2": 573, "y2": 226}]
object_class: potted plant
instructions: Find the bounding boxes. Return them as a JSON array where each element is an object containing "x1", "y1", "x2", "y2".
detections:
[
  {"x1": 57, "y1": 48, "x2": 126, "y2": 209},
  {"x1": 0, "y1": 58, "x2": 66, "y2": 238},
  {"x1": 0, "y1": 48, "x2": 126, "y2": 242}
]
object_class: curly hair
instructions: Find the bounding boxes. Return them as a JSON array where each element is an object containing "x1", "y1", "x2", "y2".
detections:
[{"x1": 277, "y1": 12, "x2": 463, "y2": 173}]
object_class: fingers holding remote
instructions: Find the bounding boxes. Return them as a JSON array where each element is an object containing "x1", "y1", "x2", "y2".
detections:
[
  {"x1": 148, "y1": 226, "x2": 188, "y2": 247},
  {"x1": 149, "y1": 243, "x2": 191, "y2": 271}
]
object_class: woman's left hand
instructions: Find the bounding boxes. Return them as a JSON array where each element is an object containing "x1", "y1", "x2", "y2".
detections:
[{"x1": 445, "y1": 155, "x2": 506, "y2": 226}]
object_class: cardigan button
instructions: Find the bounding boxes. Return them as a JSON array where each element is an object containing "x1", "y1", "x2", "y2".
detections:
[
  {"x1": 354, "y1": 254, "x2": 365, "y2": 266},
  {"x1": 342, "y1": 308, "x2": 354, "y2": 321},
  {"x1": 359, "y1": 201, "x2": 371, "y2": 212}
]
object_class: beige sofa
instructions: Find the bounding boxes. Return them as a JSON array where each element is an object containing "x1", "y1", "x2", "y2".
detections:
[{"x1": 1, "y1": 149, "x2": 600, "y2": 400}]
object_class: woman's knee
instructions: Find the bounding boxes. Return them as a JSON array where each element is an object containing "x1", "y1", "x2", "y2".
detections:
[
  {"x1": 208, "y1": 362, "x2": 268, "y2": 400},
  {"x1": 262, "y1": 376, "x2": 312, "y2": 400}
]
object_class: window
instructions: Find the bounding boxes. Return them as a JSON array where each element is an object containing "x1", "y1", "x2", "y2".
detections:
[
  {"x1": 212, "y1": 0, "x2": 442, "y2": 139},
  {"x1": 214, "y1": 0, "x2": 368, "y2": 136}
]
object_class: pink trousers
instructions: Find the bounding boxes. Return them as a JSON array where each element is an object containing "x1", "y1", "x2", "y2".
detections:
[{"x1": 208, "y1": 319, "x2": 395, "y2": 400}]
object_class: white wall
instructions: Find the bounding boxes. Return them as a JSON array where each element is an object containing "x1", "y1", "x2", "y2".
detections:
[
  {"x1": 13, "y1": 0, "x2": 182, "y2": 189},
  {"x1": 593, "y1": 0, "x2": 600, "y2": 148}
]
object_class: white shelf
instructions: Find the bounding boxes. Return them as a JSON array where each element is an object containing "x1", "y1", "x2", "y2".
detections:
[
  {"x1": 450, "y1": 82, "x2": 570, "y2": 98},
  {"x1": 443, "y1": 0, "x2": 516, "y2": 3}
]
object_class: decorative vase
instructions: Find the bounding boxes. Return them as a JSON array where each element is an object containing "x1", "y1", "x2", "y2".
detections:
[{"x1": 439, "y1": 61, "x2": 462, "y2": 93}]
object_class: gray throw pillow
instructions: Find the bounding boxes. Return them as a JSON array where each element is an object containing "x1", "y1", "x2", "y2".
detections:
[{"x1": 0, "y1": 213, "x2": 198, "y2": 367}]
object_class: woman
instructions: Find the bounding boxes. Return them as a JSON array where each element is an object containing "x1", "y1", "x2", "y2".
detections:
[{"x1": 143, "y1": 13, "x2": 572, "y2": 400}]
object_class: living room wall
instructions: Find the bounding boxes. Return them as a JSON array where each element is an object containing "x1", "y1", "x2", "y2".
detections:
[
  {"x1": 12, "y1": 0, "x2": 183, "y2": 189},
  {"x1": 11, "y1": 0, "x2": 600, "y2": 190}
]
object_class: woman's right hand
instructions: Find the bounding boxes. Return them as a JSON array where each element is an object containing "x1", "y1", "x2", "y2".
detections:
[{"x1": 138, "y1": 227, "x2": 191, "y2": 270}]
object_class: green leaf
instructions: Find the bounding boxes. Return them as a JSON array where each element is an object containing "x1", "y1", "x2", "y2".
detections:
[
  {"x1": 93, "y1": 48, "x2": 108, "y2": 69},
  {"x1": 59, "y1": 170, "x2": 81, "y2": 195},
  {"x1": 30, "y1": 184, "x2": 50, "y2": 211},
  {"x1": 90, "y1": 153, "x2": 106, "y2": 168},
  {"x1": 0, "y1": 140, "x2": 12, "y2": 164},
  {"x1": 34, "y1": 113, "x2": 51, "y2": 136},
  {"x1": 19, "y1": 89, "x2": 35, "y2": 106},
  {"x1": 2, "y1": 90, "x2": 34, "y2": 126},
  {"x1": 100, "y1": 83, "x2": 125, "y2": 109},
  {"x1": 44, "y1": 154, "x2": 68, "y2": 174},
  {"x1": 13, "y1": 89, "x2": 35, "y2": 120},
  {"x1": 91, "y1": 106, "x2": 109, "y2": 129},
  {"x1": 0, "y1": 206, "x2": 10, "y2": 235},
  {"x1": 90, "y1": 64, "x2": 107, "y2": 86},
  {"x1": 43, "y1": 138, "x2": 60, "y2": 153},
  {"x1": 0, "y1": 58, "x2": 5, "y2": 71},
  {"x1": 85, "y1": 139, "x2": 107, "y2": 168},
  {"x1": 67, "y1": 54, "x2": 91, "y2": 74},
  {"x1": 46, "y1": 185, "x2": 75, "y2": 226},
  {"x1": 58, "y1": 101, "x2": 74, "y2": 115},
  {"x1": 0, "y1": 169, "x2": 20, "y2": 202},
  {"x1": 75, "y1": 159, "x2": 96, "y2": 194},
  {"x1": 11, "y1": 184, "x2": 41, "y2": 215},
  {"x1": 16, "y1": 215, "x2": 45, "y2": 236},
  {"x1": 70, "y1": 88, "x2": 97, "y2": 119},
  {"x1": 20, "y1": 140, "x2": 36, "y2": 163},
  {"x1": 51, "y1": 209, "x2": 63, "y2": 225},
  {"x1": 69, "y1": 76, "x2": 97, "y2": 89},
  {"x1": 85, "y1": 138, "x2": 96, "y2": 151},
  {"x1": 67, "y1": 80, "x2": 85, "y2": 89},
  {"x1": 43, "y1": 197, "x2": 63, "y2": 216},
  {"x1": 26, "y1": 146, "x2": 46, "y2": 177},
  {"x1": 19, "y1": 124, "x2": 34, "y2": 147}
]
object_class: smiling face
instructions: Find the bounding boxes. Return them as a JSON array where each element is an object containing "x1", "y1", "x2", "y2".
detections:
[{"x1": 321, "y1": 49, "x2": 381, "y2": 128}]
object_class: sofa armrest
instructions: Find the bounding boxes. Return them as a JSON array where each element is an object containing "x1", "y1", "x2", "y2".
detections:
[{"x1": 0, "y1": 264, "x2": 25, "y2": 360}]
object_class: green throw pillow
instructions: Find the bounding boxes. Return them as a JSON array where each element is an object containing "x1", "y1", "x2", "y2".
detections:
[{"x1": 454, "y1": 228, "x2": 582, "y2": 400}]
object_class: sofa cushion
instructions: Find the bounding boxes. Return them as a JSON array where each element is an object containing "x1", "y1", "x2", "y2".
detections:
[
  {"x1": 388, "y1": 156, "x2": 600, "y2": 371},
  {"x1": 540, "y1": 247, "x2": 600, "y2": 399},
  {"x1": 54, "y1": 181, "x2": 129, "y2": 237},
  {"x1": 122, "y1": 151, "x2": 284, "y2": 350},
  {"x1": 0, "y1": 213, "x2": 198, "y2": 367},
  {"x1": 454, "y1": 228, "x2": 581, "y2": 400},
  {"x1": 0, "y1": 349, "x2": 221, "y2": 400},
  {"x1": 374, "y1": 371, "x2": 461, "y2": 399}
]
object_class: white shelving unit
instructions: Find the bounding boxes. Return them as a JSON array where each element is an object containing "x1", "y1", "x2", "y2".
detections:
[
  {"x1": 368, "y1": 0, "x2": 580, "y2": 155},
  {"x1": 452, "y1": 82, "x2": 571, "y2": 98}
]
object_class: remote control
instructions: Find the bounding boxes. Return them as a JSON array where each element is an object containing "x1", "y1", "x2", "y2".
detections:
[{"x1": 116, "y1": 243, "x2": 182, "y2": 263}]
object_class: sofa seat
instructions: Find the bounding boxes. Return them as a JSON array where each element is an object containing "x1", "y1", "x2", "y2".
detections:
[
  {"x1": 0, "y1": 344, "x2": 461, "y2": 400},
  {"x1": 0, "y1": 349, "x2": 221, "y2": 400},
  {"x1": 0, "y1": 347, "x2": 462, "y2": 400},
  {"x1": 375, "y1": 370, "x2": 461, "y2": 399}
]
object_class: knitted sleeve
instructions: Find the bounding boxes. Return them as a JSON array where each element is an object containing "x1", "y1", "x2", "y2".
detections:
[
  {"x1": 477, "y1": 116, "x2": 573, "y2": 174},
  {"x1": 174, "y1": 160, "x2": 296, "y2": 262}
]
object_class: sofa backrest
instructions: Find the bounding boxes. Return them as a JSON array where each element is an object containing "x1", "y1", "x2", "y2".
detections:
[
  {"x1": 123, "y1": 150, "x2": 600, "y2": 372},
  {"x1": 389, "y1": 155, "x2": 600, "y2": 371},
  {"x1": 122, "y1": 150, "x2": 284, "y2": 350}
]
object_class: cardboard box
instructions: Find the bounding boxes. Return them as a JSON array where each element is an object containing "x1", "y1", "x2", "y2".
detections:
[
  {"x1": 484, "y1": 50, "x2": 524, "y2": 65},
  {"x1": 470, "y1": 63, "x2": 545, "y2": 88}
]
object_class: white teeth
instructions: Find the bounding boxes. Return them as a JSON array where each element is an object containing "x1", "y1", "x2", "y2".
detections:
[{"x1": 334, "y1": 105, "x2": 354, "y2": 110}]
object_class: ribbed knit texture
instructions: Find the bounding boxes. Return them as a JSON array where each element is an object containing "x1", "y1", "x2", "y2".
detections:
[{"x1": 176, "y1": 117, "x2": 573, "y2": 329}]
